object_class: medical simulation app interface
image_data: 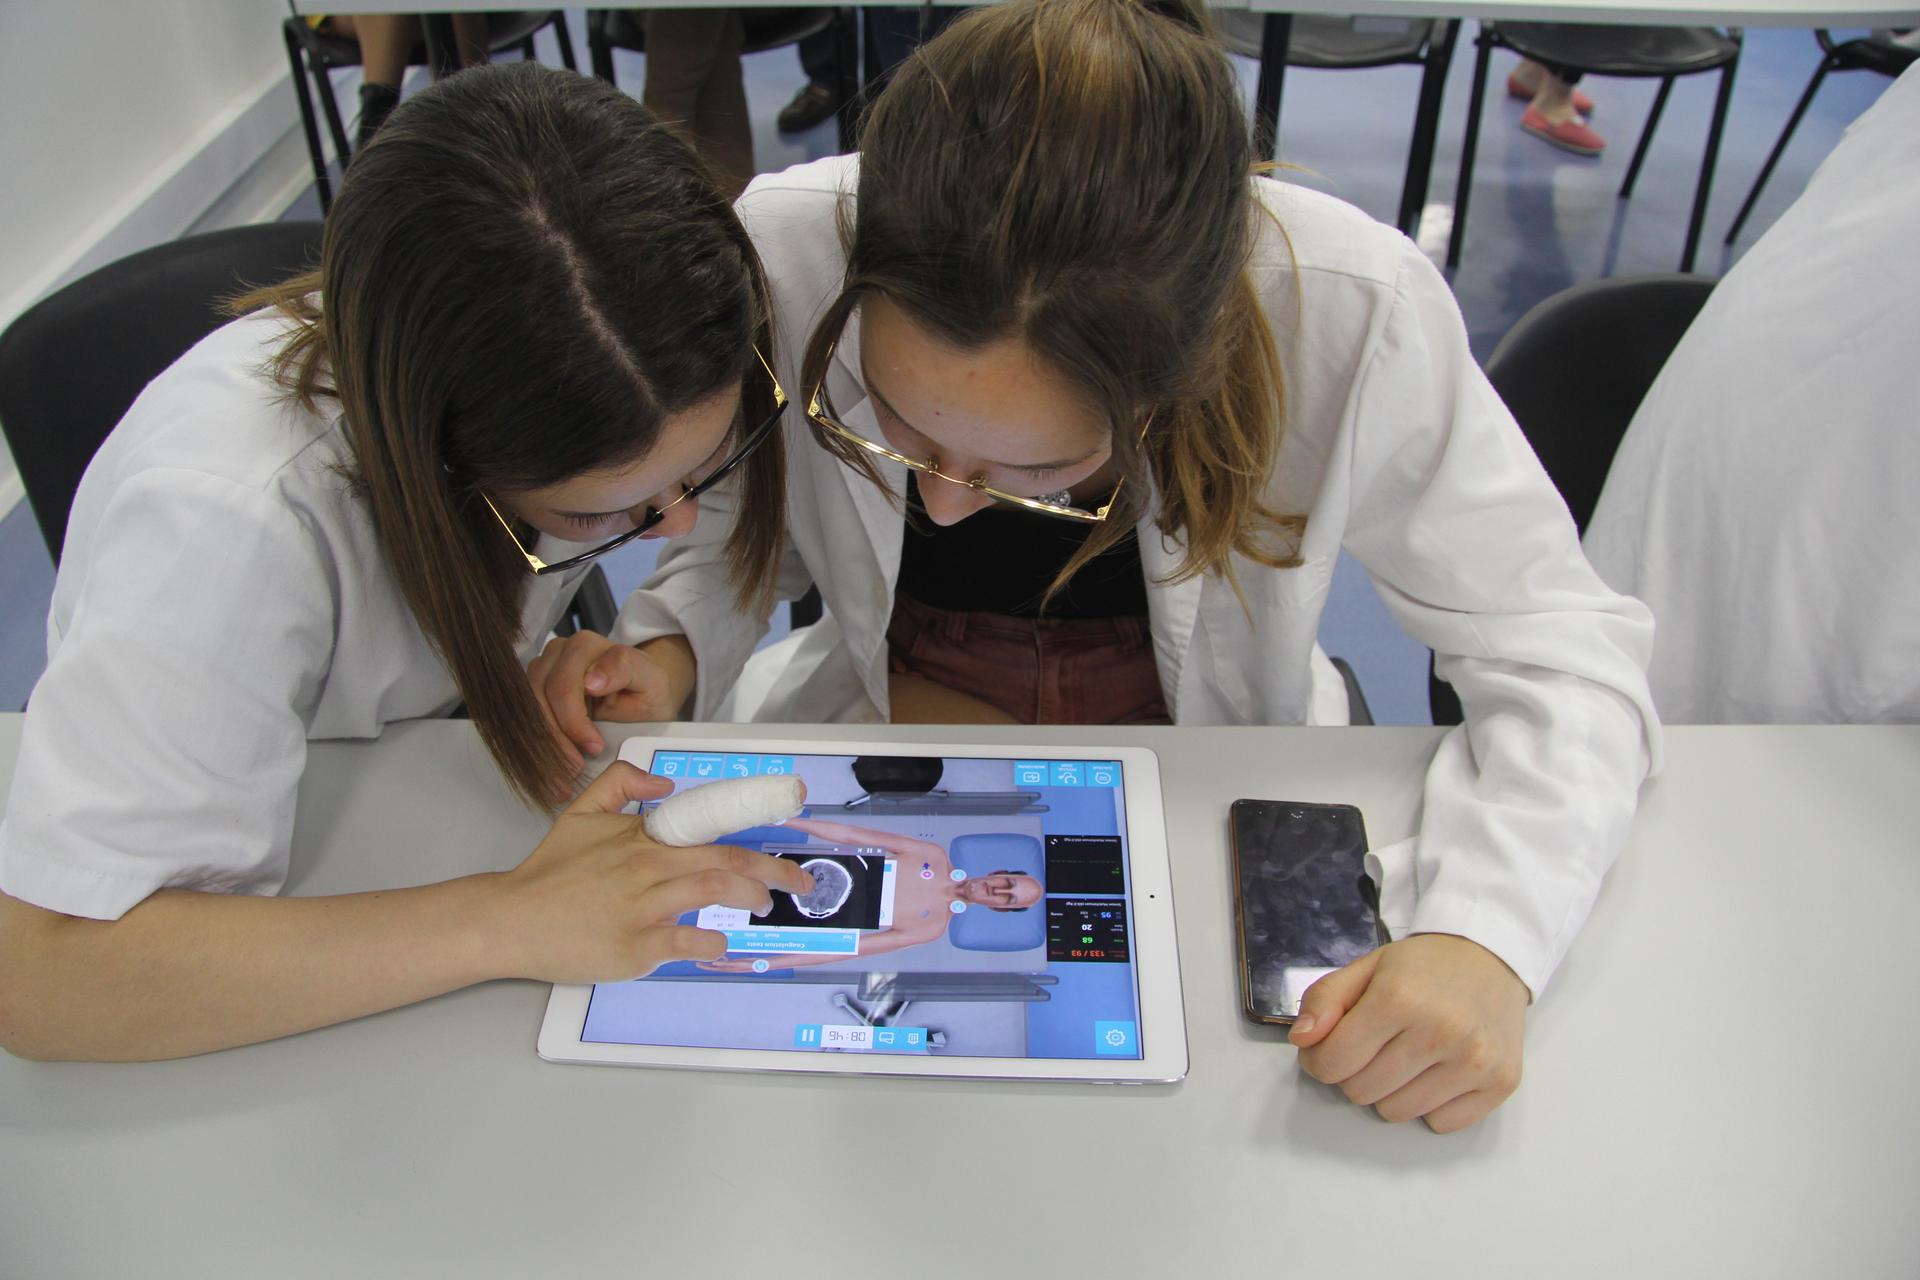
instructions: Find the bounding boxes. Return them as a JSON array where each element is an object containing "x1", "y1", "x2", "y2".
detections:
[{"x1": 581, "y1": 752, "x2": 1143, "y2": 1061}]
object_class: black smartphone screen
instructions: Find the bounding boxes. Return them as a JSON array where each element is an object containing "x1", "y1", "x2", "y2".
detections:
[{"x1": 1231, "y1": 800, "x2": 1382, "y2": 1024}]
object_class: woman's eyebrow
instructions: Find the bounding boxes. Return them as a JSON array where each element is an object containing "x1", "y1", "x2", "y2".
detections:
[
  {"x1": 552, "y1": 429, "x2": 735, "y2": 519},
  {"x1": 861, "y1": 362, "x2": 1101, "y2": 472}
]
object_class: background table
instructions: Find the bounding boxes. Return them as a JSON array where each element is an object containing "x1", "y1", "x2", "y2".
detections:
[{"x1": 3, "y1": 716, "x2": 1917, "y2": 1277}]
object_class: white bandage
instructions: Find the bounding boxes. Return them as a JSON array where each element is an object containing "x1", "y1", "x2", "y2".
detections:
[{"x1": 642, "y1": 775, "x2": 808, "y2": 847}]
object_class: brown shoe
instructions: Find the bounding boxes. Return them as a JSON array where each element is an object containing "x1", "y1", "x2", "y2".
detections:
[{"x1": 777, "y1": 81, "x2": 839, "y2": 134}]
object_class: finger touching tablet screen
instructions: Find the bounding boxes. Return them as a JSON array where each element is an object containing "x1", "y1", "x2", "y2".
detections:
[{"x1": 538, "y1": 737, "x2": 1186, "y2": 1084}]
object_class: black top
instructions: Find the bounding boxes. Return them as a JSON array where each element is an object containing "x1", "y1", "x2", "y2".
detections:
[{"x1": 894, "y1": 474, "x2": 1149, "y2": 619}]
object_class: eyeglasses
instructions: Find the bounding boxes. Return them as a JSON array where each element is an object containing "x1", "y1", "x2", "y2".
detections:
[
  {"x1": 482, "y1": 346, "x2": 787, "y2": 576},
  {"x1": 805, "y1": 333, "x2": 1131, "y2": 524}
]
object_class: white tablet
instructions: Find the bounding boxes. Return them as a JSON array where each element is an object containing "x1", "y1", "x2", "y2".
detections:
[{"x1": 538, "y1": 735, "x2": 1187, "y2": 1083}]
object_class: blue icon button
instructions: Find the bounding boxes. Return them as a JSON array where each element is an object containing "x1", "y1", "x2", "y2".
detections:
[
  {"x1": 794, "y1": 1024, "x2": 822, "y2": 1048},
  {"x1": 760, "y1": 756, "x2": 795, "y2": 776},
  {"x1": 874, "y1": 1028, "x2": 898, "y2": 1048},
  {"x1": 903, "y1": 1029, "x2": 924, "y2": 1048},
  {"x1": 687, "y1": 753, "x2": 724, "y2": 779},
  {"x1": 651, "y1": 753, "x2": 688, "y2": 778},
  {"x1": 723, "y1": 754, "x2": 756, "y2": 778},
  {"x1": 1093, "y1": 1020, "x2": 1138, "y2": 1056},
  {"x1": 1013, "y1": 761, "x2": 1050, "y2": 788},
  {"x1": 1087, "y1": 761, "x2": 1119, "y2": 787},
  {"x1": 1050, "y1": 761, "x2": 1085, "y2": 787}
]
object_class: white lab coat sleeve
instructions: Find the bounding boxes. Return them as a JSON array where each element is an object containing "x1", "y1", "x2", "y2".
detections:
[
  {"x1": 0, "y1": 469, "x2": 334, "y2": 920},
  {"x1": 609, "y1": 467, "x2": 814, "y2": 721},
  {"x1": 1335, "y1": 245, "x2": 1661, "y2": 999}
]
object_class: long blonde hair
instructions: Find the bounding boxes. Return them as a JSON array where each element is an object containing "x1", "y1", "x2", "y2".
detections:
[{"x1": 800, "y1": 0, "x2": 1302, "y2": 604}]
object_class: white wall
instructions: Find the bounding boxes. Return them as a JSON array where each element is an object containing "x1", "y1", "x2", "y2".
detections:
[{"x1": 0, "y1": 0, "x2": 323, "y2": 516}]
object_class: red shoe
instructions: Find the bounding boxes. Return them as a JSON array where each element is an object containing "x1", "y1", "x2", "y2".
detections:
[
  {"x1": 1508, "y1": 72, "x2": 1595, "y2": 115},
  {"x1": 1521, "y1": 106, "x2": 1606, "y2": 156}
]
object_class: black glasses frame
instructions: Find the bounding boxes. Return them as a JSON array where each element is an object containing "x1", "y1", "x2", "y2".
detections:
[{"x1": 483, "y1": 347, "x2": 787, "y2": 577}]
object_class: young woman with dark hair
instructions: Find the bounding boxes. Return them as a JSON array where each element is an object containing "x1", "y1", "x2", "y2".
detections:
[
  {"x1": 533, "y1": 0, "x2": 1660, "y2": 1131},
  {"x1": 0, "y1": 63, "x2": 811, "y2": 1062}
]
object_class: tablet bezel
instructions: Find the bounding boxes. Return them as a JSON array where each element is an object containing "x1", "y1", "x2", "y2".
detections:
[{"x1": 537, "y1": 734, "x2": 1187, "y2": 1084}]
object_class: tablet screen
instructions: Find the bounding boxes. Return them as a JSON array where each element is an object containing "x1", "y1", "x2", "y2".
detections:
[{"x1": 580, "y1": 751, "x2": 1145, "y2": 1062}]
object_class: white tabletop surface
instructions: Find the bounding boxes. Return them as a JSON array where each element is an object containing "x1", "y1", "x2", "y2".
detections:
[
  {"x1": 3, "y1": 714, "x2": 1917, "y2": 1277},
  {"x1": 300, "y1": 0, "x2": 1920, "y2": 29}
]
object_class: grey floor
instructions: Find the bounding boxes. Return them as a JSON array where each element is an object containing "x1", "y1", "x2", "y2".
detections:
[{"x1": 1, "y1": 21, "x2": 1897, "y2": 720}]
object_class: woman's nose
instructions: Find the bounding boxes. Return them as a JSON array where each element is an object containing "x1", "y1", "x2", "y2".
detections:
[
  {"x1": 917, "y1": 473, "x2": 994, "y2": 527},
  {"x1": 644, "y1": 491, "x2": 700, "y2": 539}
]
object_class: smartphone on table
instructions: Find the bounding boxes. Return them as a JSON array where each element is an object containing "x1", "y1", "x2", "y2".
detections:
[{"x1": 1230, "y1": 799, "x2": 1386, "y2": 1025}]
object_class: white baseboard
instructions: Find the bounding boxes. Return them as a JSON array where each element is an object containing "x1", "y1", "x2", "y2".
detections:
[{"x1": 0, "y1": 60, "x2": 350, "y2": 521}]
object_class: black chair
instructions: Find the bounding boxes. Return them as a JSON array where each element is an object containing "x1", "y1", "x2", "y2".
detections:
[
  {"x1": 1214, "y1": 13, "x2": 1461, "y2": 238},
  {"x1": 1448, "y1": 23, "x2": 1741, "y2": 274},
  {"x1": 1724, "y1": 29, "x2": 1918, "y2": 245},
  {"x1": 0, "y1": 224, "x2": 322, "y2": 563},
  {"x1": 283, "y1": 10, "x2": 578, "y2": 214},
  {"x1": 0, "y1": 222, "x2": 616, "y2": 636},
  {"x1": 1428, "y1": 272, "x2": 1716, "y2": 725}
]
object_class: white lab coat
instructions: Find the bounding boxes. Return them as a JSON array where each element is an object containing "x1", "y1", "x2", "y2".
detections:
[
  {"x1": 614, "y1": 156, "x2": 1660, "y2": 999},
  {"x1": 1583, "y1": 64, "x2": 1920, "y2": 724},
  {"x1": 0, "y1": 310, "x2": 592, "y2": 921}
]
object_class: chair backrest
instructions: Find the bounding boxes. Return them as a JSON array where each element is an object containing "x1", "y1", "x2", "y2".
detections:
[
  {"x1": 1483, "y1": 273, "x2": 1716, "y2": 533},
  {"x1": 1429, "y1": 272, "x2": 1716, "y2": 724},
  {"x1": 0, "y1": 222, "x2": 323, "y2": 563}
]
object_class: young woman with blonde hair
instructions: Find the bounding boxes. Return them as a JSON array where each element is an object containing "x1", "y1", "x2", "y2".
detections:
[{"x1": 535, "y1": 0, "x2": 1659, "y2": 1131}]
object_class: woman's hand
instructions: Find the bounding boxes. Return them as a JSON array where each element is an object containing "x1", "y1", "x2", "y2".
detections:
[
  {"x1": 526, "y1": 632, "x2": 696, "y2": 765},
  {"x1": 1288, "y1": 933, "x2": 1530, "y2": 1133},
  {"x1": 487, "y1": 762, "x2": 814, "y2": 984}
]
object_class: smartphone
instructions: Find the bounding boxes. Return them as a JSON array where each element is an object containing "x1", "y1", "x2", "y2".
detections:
[{"x1": 1230, "y1": 799, "x2": 1384, "y2": 1025}]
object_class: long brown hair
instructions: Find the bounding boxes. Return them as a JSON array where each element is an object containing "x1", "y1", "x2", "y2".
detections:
[
  {"x1": 800, "y1": 0, "x2": 1302, "y2": 602},
  {"x1": 235, "y1": 62, "x2": 783, "y2": 806}
]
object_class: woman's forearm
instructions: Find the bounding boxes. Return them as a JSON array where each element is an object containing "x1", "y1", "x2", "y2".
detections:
[{"x1": 0, "y1": 874, "x2": 515, "y2": 1062}]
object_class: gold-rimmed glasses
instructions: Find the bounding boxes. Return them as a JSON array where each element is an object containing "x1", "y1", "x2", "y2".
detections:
[
  {"x1": 483, "y1": 347, "x2": 787, "y2": 576},
  {"x1": 804, "y1": 334, "x2": 1134, "y2": 523}
]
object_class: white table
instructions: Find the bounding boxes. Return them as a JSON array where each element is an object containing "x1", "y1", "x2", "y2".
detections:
[{"x1": 3, "y1": 715, "x2": 1917, "y2": 1277}]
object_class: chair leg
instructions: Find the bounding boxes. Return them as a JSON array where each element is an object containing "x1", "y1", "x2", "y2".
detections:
[
  {"x1": 1620, "y1": 75, "x2": 1674, "y2": 199},
  {"x1": 421, "y1": 14, "x2": 460, "y2": 78},
  {"x1": 284, "y1": 24, "x2": 334, "y2": 213},
  {"x1": 834, "y1": 8, "x2": 860, "y2": 154},
  {"x1": 588, "y1": 11, "x2": 616, "y2": 85},
  {"x1": 1397, "y1": 19, "x2": 1458, "y2": 237},
  {"x1": 312, "y1": 57, "x2": 353, "y2": 179},
  {"x1": 549, "y1": 11, "x2": 578, "y2": 72},
  {"x1": 1446, "y1": 24, "x2": 1495, "y2": 270},
  {"x1": 1252, "y1": 13, "x2": 1293, "y2": 162},
  {"x1": 1681, "y1": 47, "x2": 1740, "y2": 272},
  {"x1": 1724, "y1": 56, "x2": 1833, "y2": 244},
  {"x1": 521, "y1": 37, "x2": 536, "y2": 60}
]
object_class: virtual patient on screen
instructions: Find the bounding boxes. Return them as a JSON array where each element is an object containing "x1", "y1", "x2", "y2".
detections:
[{"x1": 699, "y1": 816, "x2": 1042, "y2": 972}]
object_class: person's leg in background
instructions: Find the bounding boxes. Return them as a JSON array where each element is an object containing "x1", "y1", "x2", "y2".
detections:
[
  {"x1": 1509, "y1": 57, "x2": 1594, "y2": 113},
  {"x1": 450, "y1": 13, "x2": 489, "y2": 70},
  {"x1": 778, "y1": 28, "x2": 841, "y2": 133},
  {"x1": 322, "y1": 14, "x2": 414, "y2": 147},
  {"x1": 863, "y1": 7, "x2": 964, "y2": 94},
  {"x1": 642, "y1": 11, "x2": 755, "y2": 198},
  {"x1": 1514, "y1": 56, "x2": 1606, "y2": 156}
]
